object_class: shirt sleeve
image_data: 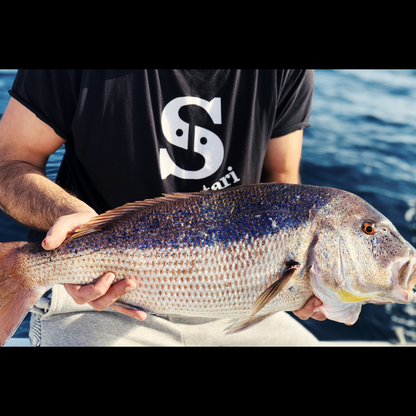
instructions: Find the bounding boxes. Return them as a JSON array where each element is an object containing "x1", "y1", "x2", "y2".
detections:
[
  {"x1": 8, "y1": 69, "x2": 79, "y2": 142},
  {"x1": 271, "y1": 69, "x2": 314, "y2": 138}
]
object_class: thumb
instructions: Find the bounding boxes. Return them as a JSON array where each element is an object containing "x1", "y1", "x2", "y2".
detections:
[
  {"x1": 42, "y1": 211, "x2": 97, "y2": 251},
  {"x1": 42, "y1": 222, "x2": 68, "y2": 250}
]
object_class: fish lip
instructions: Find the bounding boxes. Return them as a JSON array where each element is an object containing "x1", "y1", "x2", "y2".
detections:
[{"x1": 390, "y1": 256, "x2": 416, "y2": 302}]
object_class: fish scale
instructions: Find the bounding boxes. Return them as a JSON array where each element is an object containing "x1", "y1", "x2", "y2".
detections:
[
  {"x1": 20, "y1": 183, "x2": 320, "y2": 317},
  {"x1": 2, "y1": 182, "x2": 415, "y2": 344}
]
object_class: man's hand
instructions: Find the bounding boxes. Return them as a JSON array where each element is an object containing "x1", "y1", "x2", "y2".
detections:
[
  {"x1": 292, "y1": 297, "x2": 327, "y2": 321},
  {"x1": 43, "y1": 211, "x2": 147, "y2": 321}
]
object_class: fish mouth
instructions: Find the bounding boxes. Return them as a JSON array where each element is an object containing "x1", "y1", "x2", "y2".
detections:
[{"x1": 390, "y1": 257, "x2": 416, "y2": 302}]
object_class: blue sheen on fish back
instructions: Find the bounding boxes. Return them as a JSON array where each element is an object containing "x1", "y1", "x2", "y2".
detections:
[{"x1": 55, "y1": 183, "x2": 338, "y2": 257}]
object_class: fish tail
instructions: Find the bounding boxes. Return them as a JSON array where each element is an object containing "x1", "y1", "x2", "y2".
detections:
[{"x1": 0, "y1": 242, "x2": 46, "y2": 346}]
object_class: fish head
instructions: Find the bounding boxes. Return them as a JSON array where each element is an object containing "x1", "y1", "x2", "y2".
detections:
[{"x1": 308, "y1": 189, "x2": 416, "y2": 324}]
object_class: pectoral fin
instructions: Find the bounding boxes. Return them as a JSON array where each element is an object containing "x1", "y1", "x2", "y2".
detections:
[
  {"x1": 250, "y1": 260, "x2": 301, "y2": 317},
  {"x1": 224, "y1": 312, "x2": 276, "y2": 335},
  {"x1": 225, "y1": 260, "x2": 301, "y2": 335}
]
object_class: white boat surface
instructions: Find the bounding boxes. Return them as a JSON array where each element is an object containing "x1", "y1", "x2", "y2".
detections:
[
  {"x1": 4, "y1": 338, "x2": 31, "y2": 346},
  {"x1": 2, "y1": 338, "x2": 408, "y2": 346}
]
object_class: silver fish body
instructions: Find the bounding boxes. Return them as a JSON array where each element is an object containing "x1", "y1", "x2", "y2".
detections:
[{"x1": 0, "y1": 182, "x2": 415, "y2": 343}]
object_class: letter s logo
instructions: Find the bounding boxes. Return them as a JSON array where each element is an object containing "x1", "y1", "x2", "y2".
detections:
[{"x1": 159, "y1": 96, "x2": 224, "y2": 180}]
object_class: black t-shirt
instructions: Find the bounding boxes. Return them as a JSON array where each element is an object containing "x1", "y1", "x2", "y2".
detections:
[{"x1": 10, "y1": 69, "x2": 313, "y2": 216}]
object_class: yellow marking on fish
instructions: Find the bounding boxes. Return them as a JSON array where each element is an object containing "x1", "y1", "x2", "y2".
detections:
[{"x1": 335, "y1": 287, "x2": 379, "y2": 303}]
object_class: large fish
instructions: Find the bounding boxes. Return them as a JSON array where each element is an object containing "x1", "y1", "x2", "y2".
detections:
[{"x1": 0, "y1": 183, "x2": 415, "y2": 345}]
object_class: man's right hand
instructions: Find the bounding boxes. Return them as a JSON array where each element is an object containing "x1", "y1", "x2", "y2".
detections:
[{"x1": 42, "y1": 211, "x2": 147, "y2": 321}]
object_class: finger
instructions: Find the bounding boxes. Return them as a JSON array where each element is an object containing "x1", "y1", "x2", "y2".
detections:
[
  {"x1": 110, "y1": 304, "x2": 147, "y2": 321},
  {"x1": 64, "y1": 273, "x2": 146, "y2": 320},
  {"x1": 88, "y1": 278, "x2": 137, "y2": 311},
  {"x1": 310, "y1": 308, "x2": 327, "y2": 321},
  {"x1": 293, "y1": 296, "x2": 325, "y2": 321},
  {"x1": 64, "y1": 272, "x2": 117, "y2": 305},
  {"x1": 42, "y1": 220, "x2": 68, "y2": 250},
  {"x1": 42, "y1": 211, "x2": 97, "y2": 251}
]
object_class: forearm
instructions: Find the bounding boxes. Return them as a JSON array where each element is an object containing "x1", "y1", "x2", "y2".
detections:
[
  {"x1": 261, "y1": 130, "x2": 303, "y2": 185},
  {"x1": 0, "y1": 160, "x2": 95, "y2": 232},
  {"x1": 261, "y1": 170, "x2": 301, "y2": 185}
]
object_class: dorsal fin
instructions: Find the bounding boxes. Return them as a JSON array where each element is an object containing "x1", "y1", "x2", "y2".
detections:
[{"x1": 67, "y1": 192, "x2": 200, "y2": 241}]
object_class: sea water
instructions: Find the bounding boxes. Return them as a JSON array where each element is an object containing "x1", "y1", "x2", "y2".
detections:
[
  {"x1": 0, "y1": 69, "x2": 415, "y2": 342},
  {"x1": 297, "y1": 70, "x2": 416, "y2": 342}
]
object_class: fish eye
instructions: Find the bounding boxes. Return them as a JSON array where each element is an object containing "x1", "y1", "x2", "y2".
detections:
[{"x1": 362, "y1": 222, "x2": 376, "y2": 235}]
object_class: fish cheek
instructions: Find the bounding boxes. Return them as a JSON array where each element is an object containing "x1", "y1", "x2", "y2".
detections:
[
  {"x1": 368, "y1": 230, "x2": 413, "y2": 292},
  {"x1": 337, "y1": 219, "x2": 384, "y2": 288},
  {"x1": 372, "y1": 230, "x2": 410, "y2": 266},
  {"x1": 344, "y1": 226, "x2": 399, "y2": 294},
  {"x1": 340, "y1": 233, "x2": 375, "y2": 291}
]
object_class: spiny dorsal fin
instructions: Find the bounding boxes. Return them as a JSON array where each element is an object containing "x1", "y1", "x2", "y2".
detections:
[
  {"x1": 225, "y1": 260, "x2": 301, "y2": 334},
  {"x1": 67, "y1": 192, "x2": 200, "y2": 241}
]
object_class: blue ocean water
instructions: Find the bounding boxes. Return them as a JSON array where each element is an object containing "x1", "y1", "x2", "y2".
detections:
[
  {"x1": 0, "y1": 69, "x2": 415, "y2": 343},
  {"x1": 296, "y1": 70, "x2": 416, "y2": 343}
]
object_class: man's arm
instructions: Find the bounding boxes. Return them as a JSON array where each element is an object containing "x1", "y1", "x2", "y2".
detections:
[
  {"x1": 261, "y1": 130, "x2": 326, "y2": 321},
  {"x1": 0, "y1": 97, "x2": 95, "y2": 231},
  {"x1": 0, "y1": 97, "x2": 145, "y2": 320},
  {"x1": 261, "y1": 130, "x2": 303, "y2": 184}
]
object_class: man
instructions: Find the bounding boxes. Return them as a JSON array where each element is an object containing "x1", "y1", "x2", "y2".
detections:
[{"x1": 0, "y1": 69, "x2": 325, "y2": 346}]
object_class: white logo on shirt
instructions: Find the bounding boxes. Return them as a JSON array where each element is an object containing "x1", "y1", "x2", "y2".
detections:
[{"x1": 159, "y1": 96, "x2": 224, "y2": 180}]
